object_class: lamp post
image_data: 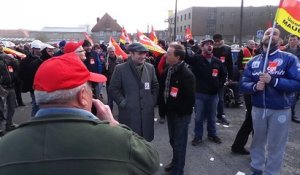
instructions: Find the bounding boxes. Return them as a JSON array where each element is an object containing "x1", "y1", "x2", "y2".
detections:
[
  {"x1": 239, "y1": 0, "x2": 244, "y2": 47},
  {"x1": 173, "y1": 0, "x2": 178, "y2": 41}
]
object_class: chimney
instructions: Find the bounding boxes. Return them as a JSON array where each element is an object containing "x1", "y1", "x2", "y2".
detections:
[{"x1": 97, "y1": 17, "x2": 100, "y2": 23}]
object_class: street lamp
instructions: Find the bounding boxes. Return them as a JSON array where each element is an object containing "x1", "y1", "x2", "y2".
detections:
[
  {"x1": 173, "y1": 0, "x2": 178, "y2": 41},
  {"x1": 239, "y1": 0, "x2": 244, "y2": 47}
]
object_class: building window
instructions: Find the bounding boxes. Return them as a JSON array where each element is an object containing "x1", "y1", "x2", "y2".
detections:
[
  {"x1": 188, "y1": 25, "x2": 191, "y2": 29},
  {"x1": 184, "y1": 25, "x2": 186, "y2": 30},
  {"x1": 100, "y1": 31, "x2": 104, "y2": 36},
  {"x1": 180, "y1": 26, "x2": 182, "y2": 32},
  {"x1": 220, "y1": 24, "x2": 224, "y2": 32},
  {"x1": 250, "y1": 12, "x2": 254, "y2": 16},
  {"x1": 184, "y1": 14, "x2": 186, "y2": 20},
  {"x1": 189, "y1": 13, "x2": 191, "y2": 19},
  {"x1": 181, "y1": 15, "x2": 183, "y2": 21},
  {"x1": 112, "y1": 31, "x2": 116, "y2": 36},
  {"x1": 177, "y1": 16, "x2": 179, "y2": 22},
  {"x1": 177, "y1": 27, "x2": 179, "y2": 33}
]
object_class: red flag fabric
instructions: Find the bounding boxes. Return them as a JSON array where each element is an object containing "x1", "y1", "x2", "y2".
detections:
[
  {"x1": 149, "y1": 26, "x2": 158, "y2": 44},
  {"x1": 119, "y1": 27, "x2": 131, "y2": 44},
  {"x1": 136, "y1": 30, "x2": 166, "y2": 56},
  {"x1": 109, "y1": 37, "x2": 128, "y2": 60},
  {"x1": 185, "y1": 27, "x2": 193, "y2": 41},
  {"x1": 275, "y1": 0, "x2": 300, "y2": 37},
  {"x1": 83, "y1": 32, "x2": 94, "y2": 46}
]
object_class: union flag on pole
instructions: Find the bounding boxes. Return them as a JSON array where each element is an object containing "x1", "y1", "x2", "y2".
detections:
[
  {"x1": 109, "y1": 37, "x2": 128, "y2": 60},
  {"x1": 83, "y1": 32, "x2": 94, "y2": 46},
  {"x1": 275, "y1": 0, "x2": 300, "y2": 37},
  {"x1": 149, "y1": 26, "x2": 158, "y2": 44},
  {"x1": 185, "y1": 27, "x2": 193, "y2": 41},
  {"x1": 136, "y1": 30, "x2": 166, "y2": 56},
  {"x1": 119, "y1": 27, "x2": 131, "y2": 44}
]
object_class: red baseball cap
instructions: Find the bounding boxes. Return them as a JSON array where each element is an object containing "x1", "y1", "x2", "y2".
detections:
[
  {"x1": 64, "y1": 41, "x2": 84, "y2": 53},
  {"x1": 34, "y1": 53, "x2": 107, "y2": 92}
]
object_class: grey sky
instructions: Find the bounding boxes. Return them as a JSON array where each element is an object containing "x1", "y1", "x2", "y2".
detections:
[{"x1": 0, "y1": 0, "x2": 279, "y2": 33}]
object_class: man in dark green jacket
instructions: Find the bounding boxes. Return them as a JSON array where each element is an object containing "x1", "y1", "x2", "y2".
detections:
[{"x1": 0, "y1": 53, "x2": 159, "y2": 175}]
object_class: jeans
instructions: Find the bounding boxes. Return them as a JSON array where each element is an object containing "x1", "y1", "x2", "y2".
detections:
[
  {"x1": 194, "y1": 93, "x2": 219, "y2": 138},
  {"x1": 217, "y1": 88, "x2": 225, "y2": 118},
  {"x1": 30, "y1": 91, "x2": 39, "y2": 117},
  {"x1": 167, "y1": 113, "x2": 191, "y2": 175}
]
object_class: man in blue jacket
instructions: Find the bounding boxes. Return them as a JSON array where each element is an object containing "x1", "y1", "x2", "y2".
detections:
[{"x1": 240, "y1": 27, "x2": 300, "y2": 175}]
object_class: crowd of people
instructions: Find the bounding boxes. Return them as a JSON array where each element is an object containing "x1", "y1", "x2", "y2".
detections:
[{"x1": 0, "y1": 27, "x2": 300, "y2": 175}]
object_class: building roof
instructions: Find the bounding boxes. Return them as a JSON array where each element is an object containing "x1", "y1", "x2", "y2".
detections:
[
  {"x1": 41, "y1": 27, "x2": 87, "y2": 33},
  {"x1": 91, "y1": 13, "x2": 122, "y2": 32},
  {"x1": 0, "y1": 29, "x2": 30, "y2": 38}
]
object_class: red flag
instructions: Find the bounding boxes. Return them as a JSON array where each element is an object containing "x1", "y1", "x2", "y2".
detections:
[
  {"x1": 275, "y1": 0, "x2": 300, "y2": 37},
  {"x1": 149, "y1": 26, "x2": 158, "y2": 44},
  {"x1": 83, "y1": 32, "x2": 94, "y2": 46},
  {"x1": 109, "y1": 37, "x2": 128, "y2": 60},
  {"x1": 185, "y1": 27, "x2": 193, "y2": 41},
  {"x1": 136, "y1": 30, "x2": 166, "y2": 56},
  {"x1": 119, "y1": 27, "x2": 131, "y2": 44}
]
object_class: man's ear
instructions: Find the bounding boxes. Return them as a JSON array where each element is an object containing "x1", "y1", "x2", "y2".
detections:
[{"x1": 77, "y1": 87, "x2": 88, "y2": 106}]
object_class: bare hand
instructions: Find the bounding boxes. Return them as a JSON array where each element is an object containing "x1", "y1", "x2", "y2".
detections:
[
  {"x1": 256, "y1": 81, "x2": 265, "y2": 91},
  {"x1": 259, "y1": 73, "x2": 272, "y2": 84},
  {"x1": 92, "y1": 99, "x2": 119, "y2": 126}
]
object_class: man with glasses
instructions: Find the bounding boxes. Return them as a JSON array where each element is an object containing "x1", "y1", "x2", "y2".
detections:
[
  {"x1": 103, "y1": 45, "x2": 123, "y2": 110},
  {"x1": 19, "y1": 40, "x2": 43, "y2": 117}
]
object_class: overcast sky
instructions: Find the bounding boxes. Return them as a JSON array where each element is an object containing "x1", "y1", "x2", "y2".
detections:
[{"x1": 0, "y1": 0, "x2": 279, "y2": 33}]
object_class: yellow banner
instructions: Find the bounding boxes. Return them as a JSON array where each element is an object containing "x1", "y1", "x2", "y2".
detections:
[{"x1": 276, "y1": 8, "x2": 300, "y2": 37}]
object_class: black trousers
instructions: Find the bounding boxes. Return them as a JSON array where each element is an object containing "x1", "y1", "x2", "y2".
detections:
[{"x1": 232, "y1": 94, "x2": 253, "y2": 150}]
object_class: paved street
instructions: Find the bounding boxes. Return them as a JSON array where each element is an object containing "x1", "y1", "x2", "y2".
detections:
[{"x1": 7, "y1": 92, "x2": 300, "y2": 175}]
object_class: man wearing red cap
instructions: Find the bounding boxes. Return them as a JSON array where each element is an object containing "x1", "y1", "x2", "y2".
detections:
[{"x1": 0, "y1": 53, "x2": 159, "y2": 175}]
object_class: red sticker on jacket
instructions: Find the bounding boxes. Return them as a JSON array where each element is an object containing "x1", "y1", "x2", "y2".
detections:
[
  {"x1": 7, "y1": 66, "x2": 13, "y2": 72},
  {"x1": 220, "y1": 56, "x2": 225, "y2": 63},
  {"x1": 267, "y1": 61, "x2": 278, "y2": 72},
  {"x1": 90, "y1": 59, "x2": 95, "y2": 64},
  {"x1": 170, "y1": 87, "x2": 178, "y2": 97},
  {"x1": 212, "y1": 69, "x2": 218, "y2": 77}
]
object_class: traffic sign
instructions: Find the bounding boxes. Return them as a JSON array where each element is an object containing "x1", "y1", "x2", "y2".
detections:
[{"x1": 257, "y1": 30, "x2": 264, "y2": 38}]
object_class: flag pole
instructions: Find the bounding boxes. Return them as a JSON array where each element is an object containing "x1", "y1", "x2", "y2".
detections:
[
  {"x1": 262, "y1": 21, "x2": 277, "y2": 73},
  {"x1": 262, "y1": 0, "x2": 282, "y2": 72}
]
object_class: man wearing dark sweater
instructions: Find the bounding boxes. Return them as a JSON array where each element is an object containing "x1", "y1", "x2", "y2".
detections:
[{"x1": 213, "y1": 34, "x2": 233, "y2": 125}]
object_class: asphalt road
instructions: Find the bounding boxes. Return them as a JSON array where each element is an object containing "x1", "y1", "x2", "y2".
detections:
[{"x1": 6, "y1": 92, "x2": 300, "y2": 175}]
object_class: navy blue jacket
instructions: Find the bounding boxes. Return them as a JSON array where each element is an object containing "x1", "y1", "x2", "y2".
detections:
[{"x1": 240, "y1": 49, "x2": 300, "y2": 109}]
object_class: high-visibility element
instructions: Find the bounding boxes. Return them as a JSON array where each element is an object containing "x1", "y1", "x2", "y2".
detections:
[
  {"x1": 149, "y1": 26, "x2": 158, "y2": 44},
  {"x1": 83, "y1": 32, "x2": 94, "y2": 46},
  {"x1": 185, "y1": 27, "x2": 193, "y2": 41},
  {"x1": 109, "y1": 37, "x2": 128, "y2": 60},
  {"x1": 136, "y1": 30, "x2": 166, "y2": 56},
  {"x1": 119, "y1": 27, "x2": 131, "y2": 44},
  {"x1": 275, "y1": 0, "x2": 300, "y2": 37},
  {"x1": 242, "y1": 47, "x2": 255, "y2": 68},
  {"x1": 3, "y1": 47, "x2": 26, "y2": 59}
]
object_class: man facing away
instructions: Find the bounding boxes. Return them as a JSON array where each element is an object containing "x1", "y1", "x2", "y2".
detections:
[
  {"x1": 240, "y1": 28, "x2": 300, "y2": 175},
  {"x1": 0, "y1": 53, "x2": 159, "y2": 175}
]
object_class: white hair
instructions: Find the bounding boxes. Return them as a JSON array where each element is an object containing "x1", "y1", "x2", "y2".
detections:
[
  {"x1": 107, "y1": 45, "x2": 115, "y2": 51},
  {"x1": 35, "y1": 83, "x2": 87, "y2": 105}
]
